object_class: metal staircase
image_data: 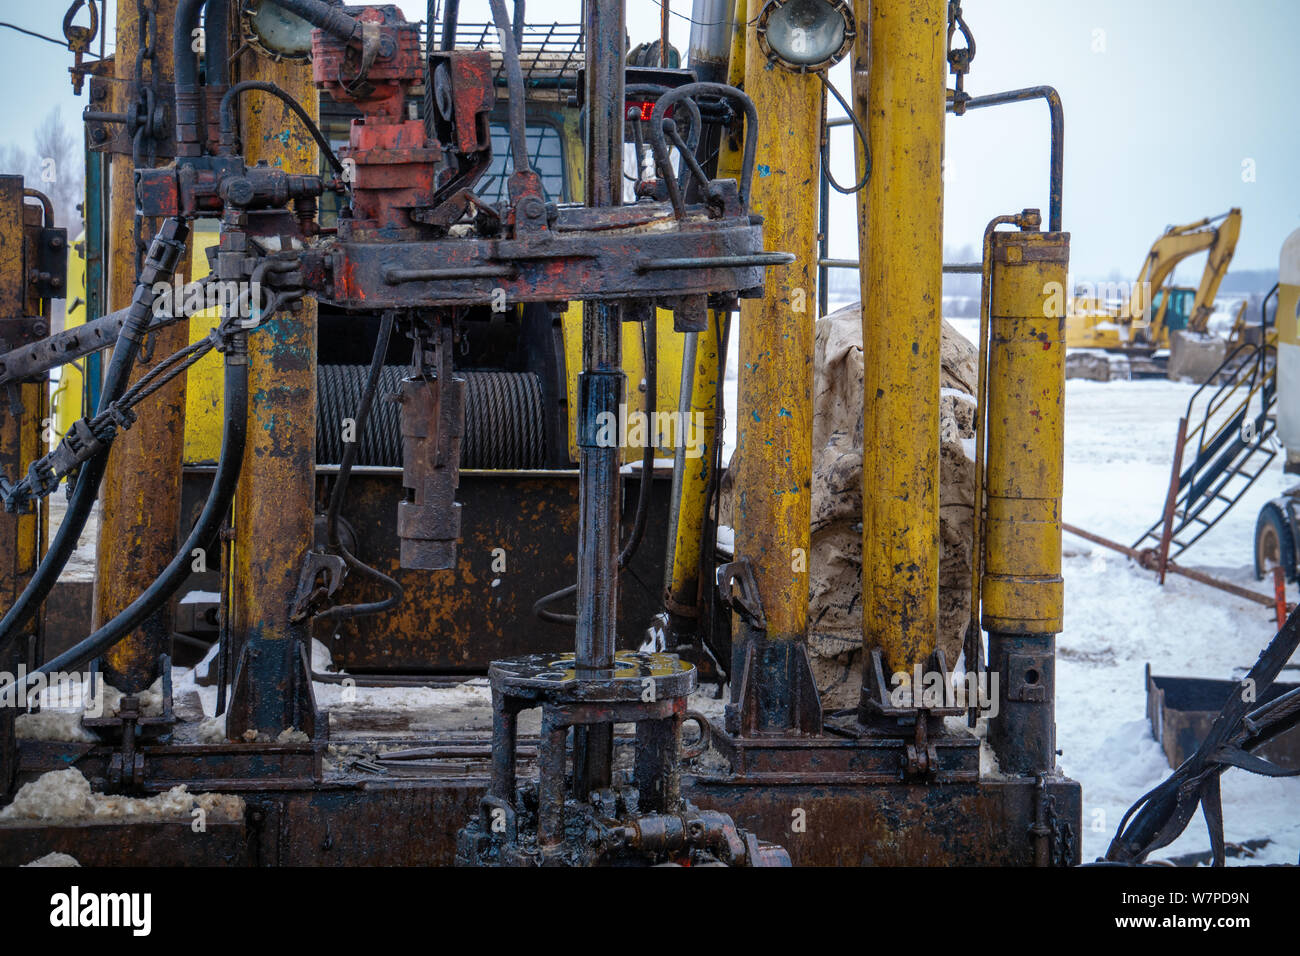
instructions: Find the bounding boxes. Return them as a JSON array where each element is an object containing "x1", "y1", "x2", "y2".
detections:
[{"x1": 1135, "y1": 339, "x2": 1278, "y2": 578}]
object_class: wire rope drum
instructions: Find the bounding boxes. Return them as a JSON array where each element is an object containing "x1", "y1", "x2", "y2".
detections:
[{"x1": 316, "y1": 364, "x2": 546, "y2": 469}]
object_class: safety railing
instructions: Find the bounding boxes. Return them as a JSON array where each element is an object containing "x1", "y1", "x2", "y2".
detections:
[{"x1": 1136, "y1": 337, "x2": 1278, "y2": 576}]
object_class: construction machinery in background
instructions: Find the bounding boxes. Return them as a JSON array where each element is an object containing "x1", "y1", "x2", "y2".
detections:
[
  {"x1": 1063, "y1": 239, "x2": 1281, "y2": 631},
  {"x1": 1066, "y1": 208, "x2": 1242, "y2": 379}
]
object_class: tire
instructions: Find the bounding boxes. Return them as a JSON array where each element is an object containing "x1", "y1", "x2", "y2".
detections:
[{"x1": 1254, "y1": 501, "x2": 1297, "y2": 583}]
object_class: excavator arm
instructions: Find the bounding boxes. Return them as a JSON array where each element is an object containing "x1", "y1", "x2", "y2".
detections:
[
  {"x1": 1187, "y1": 209, "x2": 1242, "y2": 332},
  {"x1": 1125, "y1": 208, "x2": 1242, "y2": 342}
]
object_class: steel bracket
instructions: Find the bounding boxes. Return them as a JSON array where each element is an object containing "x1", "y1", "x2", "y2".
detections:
[{"x1": 32, "y1": 228, "x2": 68, "y2": 301}]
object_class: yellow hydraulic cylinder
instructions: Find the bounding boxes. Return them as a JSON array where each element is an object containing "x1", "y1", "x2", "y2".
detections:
[
  {"x1": 977, "y1": 215, "x2": 1069, "y2": 776},
  {"x1": 95, "y1": 0, "x2": 190, "y2": 692},
  {"x1": 981, "y1": 227, "x2": 1069, "y2": 635},
  {"x1": 662, "y1": 323, "x2": 723, "y2": 620},
  {"x1": 854, "y1": 0, "x2": 946, "y2": 678},
  {"x1": 725, "y1": 8, "x2": 822, "y2": 736},
  {"x1": 662, "y1": 0, "x2": 746, "y2": 624},
  {"x1": 225, "y1": 52, "x2": 319, "y2": 738}
]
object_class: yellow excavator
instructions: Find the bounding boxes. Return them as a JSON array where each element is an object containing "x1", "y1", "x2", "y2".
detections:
[{"x1": 1066, "y1": 209, "x2": 1243, "y2": 366}]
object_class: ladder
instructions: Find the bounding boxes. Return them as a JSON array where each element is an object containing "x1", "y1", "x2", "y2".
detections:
[{"x1": 1134, "y1": 339, "x2": 1278, "y2": 578}]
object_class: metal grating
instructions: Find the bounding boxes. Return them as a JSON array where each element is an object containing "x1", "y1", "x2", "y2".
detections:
[
  {"x1": 450, "y1": 21, "x2": 585, "y2": 88},
  {"x1": 473, "y1": 122, "x2": 567, "y2": 204}
]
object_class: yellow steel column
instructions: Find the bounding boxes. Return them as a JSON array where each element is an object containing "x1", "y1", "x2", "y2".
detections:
[
  {"x1": 662, "y1": 0, "x2": 745, "y2": 629},
  {"x1": 94, "y1": 0, "x2": 191, "y2": 692},
  {"x1": 225, "y1": 51, "x2": 319, "y2": 738},
  {"x1": 726, "y1": 8, "x2": 822, "y2": 735},
  {"x1": 853, "y1": 0, "x2": 946, "y2": 681}
]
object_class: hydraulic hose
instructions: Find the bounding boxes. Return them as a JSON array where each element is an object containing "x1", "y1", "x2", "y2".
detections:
[
  {"x1": 0, "y1": 219, "x2": 191, "y2": 654},
  {"x1": 174, "y1": 0, "x2": 206, "y2": 89},
  {"x1": 440, "y1": 0, "x2": 460, "y2": 49},
  {"x1": 204, "y1": 0, "x2": 229, "y2": 86},
  {"x1": 11, "y1": 337, "x2": 249, "y2": 690},
  {"x1": 218, "y1": 80, "x2": 344, "y2": 175},
  {"x1": 316, "y1": 311, "x2": 403, "y2": 622},
  {"x1": 174, "y1": 0, "x2": 208, "y2": 153},
  {"x1": 264, "y1": 0, "x2": 360, "y2": 44}
]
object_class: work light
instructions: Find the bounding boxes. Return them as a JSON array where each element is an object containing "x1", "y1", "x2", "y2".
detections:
[
  {"x1": 242, "y1": 0, "x2": 315, "y2": 60},
  {"x1": 756, "y1": 0, "x2": 855, "y2": 72}
]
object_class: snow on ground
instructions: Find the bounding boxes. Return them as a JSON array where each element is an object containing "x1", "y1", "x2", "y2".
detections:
[
  {"x1": 954, "y1": 314, "x2": 1296, "y2": 863},
  {"x1": 1057, "y1": 377, "x2": 1299, "y2": 865},
  {"x1": 48, "y1": 498, "x2": 98, "y2": 581},
  {"x1": 40, "y1": 300, "x2": 1296, "y2": 863},
  {"x1": 727, "y1": 306, "x2": 1298, "y2": 864}
]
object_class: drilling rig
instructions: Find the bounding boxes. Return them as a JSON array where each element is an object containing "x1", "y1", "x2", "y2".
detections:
[{"x1": 0, "y1": 0, "x2": 1082, "y2": 867}]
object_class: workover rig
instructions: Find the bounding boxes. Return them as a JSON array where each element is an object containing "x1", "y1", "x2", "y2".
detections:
[{"x1": 0, "y1": 0, "x2": 1086, "y2": 866}]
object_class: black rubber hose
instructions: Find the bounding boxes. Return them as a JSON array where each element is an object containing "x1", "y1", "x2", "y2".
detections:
[
  {"x1": 316, "y1": 312, "x2": 403, "y2": 622},
  {"x1": 205, "y1": 0, "x2": 230, "y2": 86},
  {"x1": 533, "y1": 314, "x2": 658, "y2": 626},
  {"x1": 218, "y1": 80, "x2": 344, "y2": 174},
  {"x1": 0, "y1": 219, "x2": 191, "y2": 653},
  {"x1": 173, "y1": 0, "x2": 208, "y2": 153},
  {"x1": 440, "y1": 0, "x2": 460, "y2": 49},
  {"x1": 623, "y1": 314, "x2": 657, "y2": 562},
  {"x1": 174, "y1": 0, "x2": 206, "y2": 91},
  {"x1": 17, "y1": 344, "x2": 248, "y2": 685},
  {"x1": 513, "y1": 0, "x2": 525, "y2": 46},
  {"x1": 264, "y1": 0, "x2": 360, "y2": 43}
]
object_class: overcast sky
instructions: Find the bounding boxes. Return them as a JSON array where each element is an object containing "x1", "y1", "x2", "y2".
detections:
[{"x1": 2, "y1": 0, "x2": 1295, "y2": 279}]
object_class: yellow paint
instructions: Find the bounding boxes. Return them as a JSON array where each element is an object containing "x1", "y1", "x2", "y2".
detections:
[
  {"x1": 854, "y1": 0, "x2": 946, "y2": 673},
  {"x1": 229, "y1": 46, "x2": 319, "y2": 655},
  {"x1": 0, "y1": 178, "x2": 47, "y2": 615},
  {"x1": 96, "y1": 0, "x2": 192, "y2": 689},
  {"x1": 181, "y1": 223, "x2": 224, "y2": 463},
  {"x1": 981, "y1": 229, "x2": 1069, "y2": 634},
  {"x1": 1066, "y1": 209, "x2": 1241, "y2": 351},
  {"x1": 664, "y1": 0, "x2": 747, "y2": 615},
  {"x1": 729, "y1": 8, "x2": 820, "y2": 643},
  {"x1": 560, "y1": 307, "x2": 687, "y2": 464},
  {"x1": 56, "y1": 223, "x2": 224, "y2": 464},
  {"x1": 52, "y1": 232, "x2": 88, "y2": 440}
]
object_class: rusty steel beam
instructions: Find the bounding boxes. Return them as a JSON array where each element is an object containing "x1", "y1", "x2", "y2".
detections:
[
  {"x1": 1156, "y1": 417, "x2": 1189, "y2": 585},
  {"x1": 225, "y1": 46, "x2": 320, "y2": 740},
  {"x1": 1063, "y1": 522, "x2": 1278, "y2": 609},
  {"x1": 0, "y1": 178, "x2": 49, "y2": 798},
  {"x1": 0, "y1": 763, "x2": 1081, "y2": 866},
  {"x1": 571, "y1": 0, "x2": 626, "y2": 795},
  {"x1": 94, "y1": 0, "x2": 191, "y2": 693}
]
